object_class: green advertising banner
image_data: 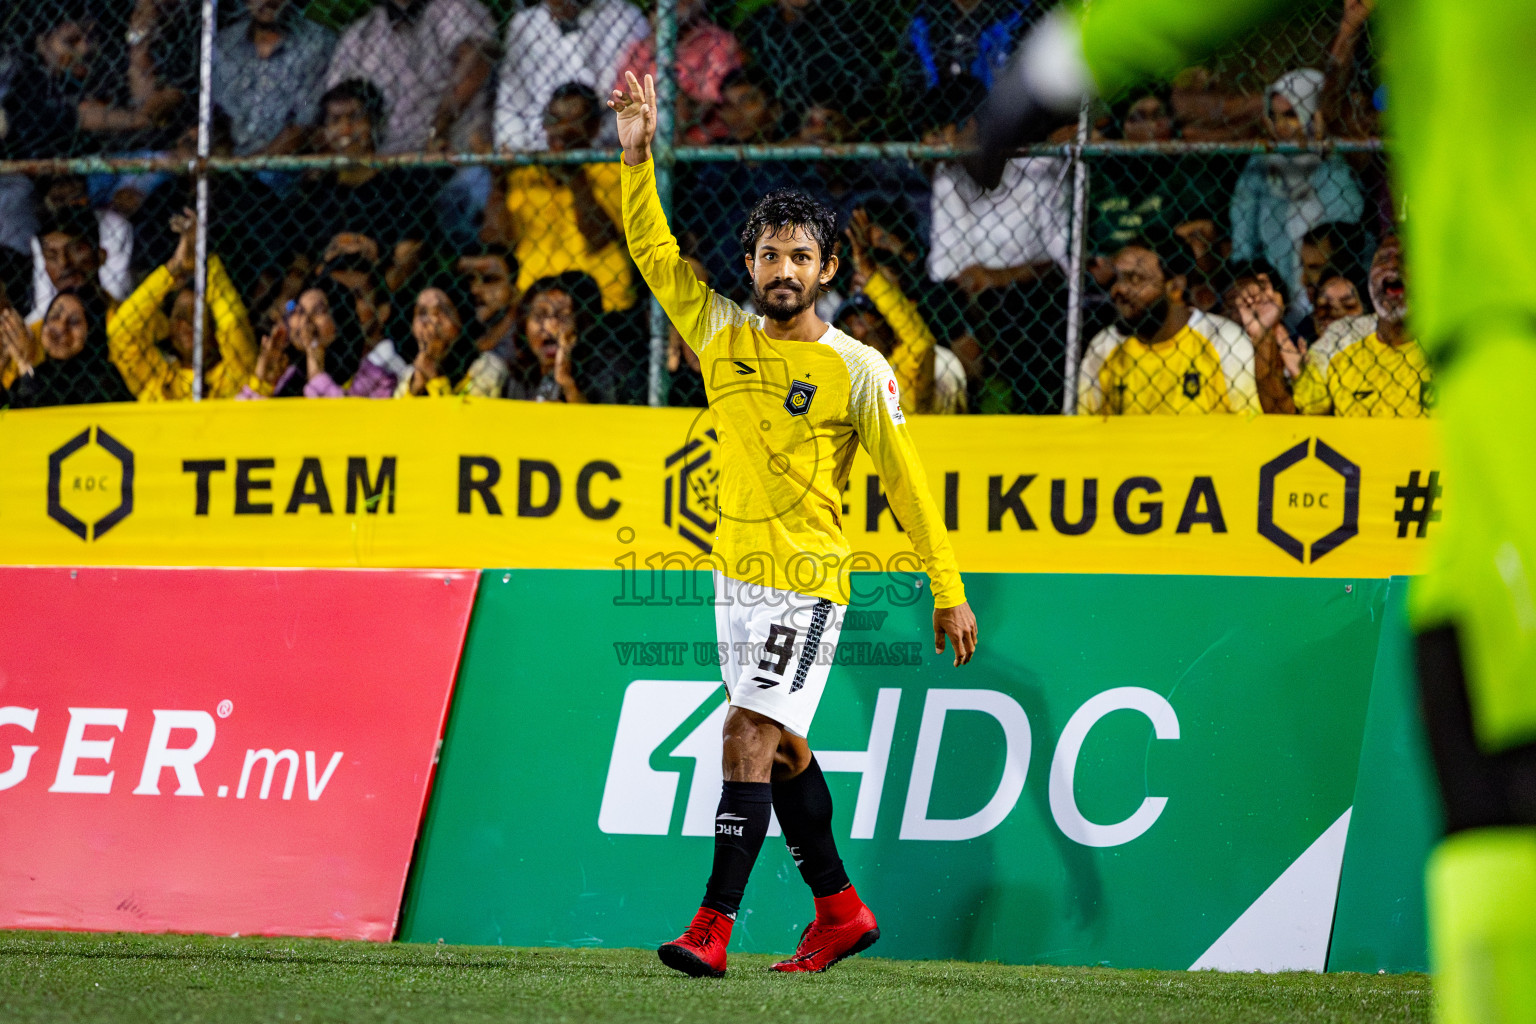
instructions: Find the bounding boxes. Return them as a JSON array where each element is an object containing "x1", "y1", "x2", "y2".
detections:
[
  {"x1": 401, "y1": 571, "x2": 1388, "y2": 970},
  {"x1": 1328, "y1": 578, "x2": 1440, "y2": 973}
]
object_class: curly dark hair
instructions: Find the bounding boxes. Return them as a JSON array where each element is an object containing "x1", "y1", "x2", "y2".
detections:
[{"x1": 739, "y1": 189, "x2": 838, "y2": 267}]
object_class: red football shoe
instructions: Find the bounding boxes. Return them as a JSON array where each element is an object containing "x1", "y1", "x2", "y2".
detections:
[
  {"x1": 770, "y1": 886, "x2": 880, "y2": 973},
  {"x1": 658, "y1": 907, "x2": 732, "y2": 978}
]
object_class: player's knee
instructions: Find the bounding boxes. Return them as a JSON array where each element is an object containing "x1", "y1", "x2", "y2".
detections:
[
  {"x1": 772, "y1": 739, "x2": 812, "y2": 780},
  {"x1": 722, "y1": 707, "x2": 780, "y2": 762}
]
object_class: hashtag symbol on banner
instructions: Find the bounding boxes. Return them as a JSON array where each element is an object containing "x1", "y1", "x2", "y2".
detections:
[{"x1": 1394, "y1": 470, "x2": 1443, "y2": 538}]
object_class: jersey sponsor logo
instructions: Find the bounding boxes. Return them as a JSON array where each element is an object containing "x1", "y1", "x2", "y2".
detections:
[
  {"x1": 1182, "y1": 371, "x2": 1202, "y2": 399},
  {"x1": 883, "y1": 376, "x2": 906, "y2": 424},
  {"x1": 709, "y1": 355, "x2": 787, "y2": 391},
  {"x1": 784, "y1": 379, "x2": 818, "y2": 417}
]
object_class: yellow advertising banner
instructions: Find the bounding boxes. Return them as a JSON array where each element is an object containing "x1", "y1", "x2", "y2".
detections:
[{"x1": 0, "y1": 400, "x2": 1442, "y2": 579}]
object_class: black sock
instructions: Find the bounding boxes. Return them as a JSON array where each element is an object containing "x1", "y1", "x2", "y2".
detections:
[
  {"x1": 700, "y1": 780, "x2": 772, "y2": 916},
  {"x1": 772, "y1": 757, "x2": 851, "y2": 899}
]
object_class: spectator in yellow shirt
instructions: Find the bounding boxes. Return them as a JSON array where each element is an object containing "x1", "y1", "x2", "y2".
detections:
[
  {"x1": 1077, "y1": 239, "x2": 1261, "y2": 415},
  {"x1": 840, "y1": 209, "x2": 967, "y2": 414},
  {"x1": 0, "y1": 250, "x2": 38, "y2": 390},
  {"x1": 106, "y1": 208, "x2": 256, "y2": 401},
  {"x1": 485, "y1": 83, "x2": 634, "y2": 314},
  {"x1": 1293, "y1": 236, "x2": 1431, "y2": 417}
]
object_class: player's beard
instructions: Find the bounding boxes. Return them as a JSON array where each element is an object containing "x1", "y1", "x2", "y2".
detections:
[
  {"x1": 1116, "y1": 295, "x2": 1168, "y2": 341},
  {"x1": 756, "y1": 278, "x2": 816, "y2": 321}
]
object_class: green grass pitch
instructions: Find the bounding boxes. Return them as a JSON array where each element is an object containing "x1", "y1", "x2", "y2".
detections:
[{"x1": 0, "y1": 931, "x2": 1430, "y2": 1023}]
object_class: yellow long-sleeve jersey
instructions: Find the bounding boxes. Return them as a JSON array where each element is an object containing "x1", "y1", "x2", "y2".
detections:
[
  {"x1": 622, "y1": 158, "x2": 965, "y2": 608},
  {"x1": 863, "y1": 270, "x2": 939, "y2": 416},
  {"x1": 106, "y1": 256, "x2": 256, "y2": 401}
]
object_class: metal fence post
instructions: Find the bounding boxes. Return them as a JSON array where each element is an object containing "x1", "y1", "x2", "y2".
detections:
[
  {"x1": 646, "y1": 0, "x2": 678, "y2": 407},
  {"x1": 189, "y1": 0, "x2": 216, "y2": 401},
  {"x1": 1061, "y1": 96, "x2": 1092, "y2": 415}
]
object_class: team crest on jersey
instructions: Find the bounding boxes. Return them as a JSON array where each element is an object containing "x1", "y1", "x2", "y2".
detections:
[
  {"x1": 784, "y1": 379, "x2": 817, "y2": 416},
  {"x1": 1182, "y1": 371, "x2": 1202, "y2": 399}
]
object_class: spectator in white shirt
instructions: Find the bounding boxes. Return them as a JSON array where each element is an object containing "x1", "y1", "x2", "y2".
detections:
[
  {"x1": 27, "y1": 179, "x2": 133, "y2": 326},
  {"x1": 927, "y1": 155, "x2": 1070, "y2": 289},
  {"x1": 493, "y1": 0, "x2": 648, "y2": 152},
  {"x1": 325, "y1": 0, "x2": 497, "y2": 154},
  {"x1": 927, "y1": 141, "x2": 1071, "y2": 412}
]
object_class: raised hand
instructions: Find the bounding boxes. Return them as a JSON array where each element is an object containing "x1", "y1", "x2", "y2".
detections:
[
  {"x1": 0, "y1": 307, "x2": 34, "y2": 375},
  {"x1": 166, "y1": 206, "x2": 197, "y2": 279},
  {"x1": 844, "y1": 208, "x2": 876, "y2": 290},
  {"x1": 254, "y1": 321, "x2": 289, "y2": 386},
  {"x1": 553, "y1": 323, "x2": 582, "y2": 396},
  {"x1": 1237, "y1": 279, "x2": 1303, "y2": 381},
  {"x1": 1233, "y1": 277, "x2": 1284, "y2": 340},
  {"x1": 608, "y1": 71, "x2": 656, "y2": 166},
  {"x1": 1341, "y1": 0, "x2": 1375, "y2": 29}
]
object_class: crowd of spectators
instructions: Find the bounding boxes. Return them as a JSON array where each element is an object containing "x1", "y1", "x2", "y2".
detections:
[{"x1": 0, "y1": 0, "x2": 1421, "y2": 417}]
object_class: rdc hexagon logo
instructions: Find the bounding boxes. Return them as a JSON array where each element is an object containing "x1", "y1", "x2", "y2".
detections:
[
  {"x1": 663, "y1": 426, "x2": 718, "y2": 553},
  {"x1": 1257, "y1": 439, "x2": 1359, "y2": 563},
  {"x1": 47, "y1": 426, "x2": 135, "y2": 541}
]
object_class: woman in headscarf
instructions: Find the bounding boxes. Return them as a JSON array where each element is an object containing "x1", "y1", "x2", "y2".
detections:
[
  {"x1": 1229, "y1": 68, "x2": 1365, "y2": 327},
  {"x1": 244, "y1": 276, "x2": 388, "y2": 398},
  {"x1": 0, "y1": 288, "x2": 131, "y2": 408}
]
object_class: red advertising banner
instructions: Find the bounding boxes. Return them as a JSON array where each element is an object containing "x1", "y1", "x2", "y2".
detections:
[{"x1": 0, "y1": 567, "x2": 477, "y2": 941}]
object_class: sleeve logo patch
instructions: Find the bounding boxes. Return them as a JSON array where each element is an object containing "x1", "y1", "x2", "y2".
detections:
[
  {"x1": 784, "y1": 379, "x2": 818, "y2": 416},
  {"x1": 883, "y1": 376, "x2": 906, "y2": 424}
]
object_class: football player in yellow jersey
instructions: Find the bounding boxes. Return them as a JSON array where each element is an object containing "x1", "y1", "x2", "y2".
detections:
[
  {"x1": 1294, "y1": 237, "x2": 1434, "y2": 418},
  {"x1": 1077, "y1": 242, "x2": 1261, "y2": 415},
  {"x1": 610, "y1": 72, "x2": 978, "y2": 979}
]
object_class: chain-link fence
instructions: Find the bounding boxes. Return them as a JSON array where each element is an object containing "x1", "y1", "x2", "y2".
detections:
[{"x1": 0, "y1": 0, "x2": 1423, "y2": 417}]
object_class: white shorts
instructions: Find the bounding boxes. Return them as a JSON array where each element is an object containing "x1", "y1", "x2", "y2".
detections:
[{"x1": 713, "y1": 570, "x2": 846, "y2": 739}]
